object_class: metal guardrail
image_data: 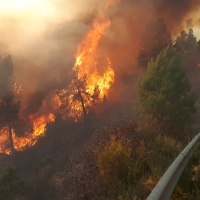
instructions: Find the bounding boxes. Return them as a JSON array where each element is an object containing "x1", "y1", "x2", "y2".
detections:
[{"x1": 146, "y1": 133, "x2": 200, "y2": 200}]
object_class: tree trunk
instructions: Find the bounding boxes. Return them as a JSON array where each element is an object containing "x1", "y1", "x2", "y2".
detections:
[
  {"x1": 7, "y1": 112, "x2": 15, "y2": 154},
  {"x1": 74, "y1": 80, "x2": 87, "y2": 117},
  {"x1": 78, "y1": 90, "x2": 87, "y2": 117}
]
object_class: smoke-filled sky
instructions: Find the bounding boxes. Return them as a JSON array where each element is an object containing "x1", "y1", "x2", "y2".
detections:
[{"x1": 0, "y1": 0, "x2": 200, "y2": 110}]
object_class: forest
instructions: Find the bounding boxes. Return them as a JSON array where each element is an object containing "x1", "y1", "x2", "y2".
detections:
[{"x1": 0, "y1": 0, "x2": 200, "y2": 200}]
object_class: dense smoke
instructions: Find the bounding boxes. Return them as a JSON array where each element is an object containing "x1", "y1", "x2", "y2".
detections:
[{"x1": 0, "y1": 0, "x2": 200, "y2": 113}]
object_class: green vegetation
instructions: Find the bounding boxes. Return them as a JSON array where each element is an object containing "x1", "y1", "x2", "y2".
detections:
[
  {"x1": 67, "y1": 117, "x2": 200, "y2": 199},
  {"x1": 96, "y1": 135, "x2": 132, "y2": 186},
  {"x1": 137, "y1": 47, "x2": 197, "y2": 131},
  {"x1": 0, "y1": 164, "x2": 24, "y2": 200}
]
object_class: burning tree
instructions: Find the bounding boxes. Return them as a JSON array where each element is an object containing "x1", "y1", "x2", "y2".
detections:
[
  {"x1": 56, "y1": 0, "x2": 116, "y2": 121},
  {"x1": 57, "y1": 69, "x2": 100, "y2": 120},
  {"x1": 0, "y1": 55, "x2": 21, "y2": 154}
]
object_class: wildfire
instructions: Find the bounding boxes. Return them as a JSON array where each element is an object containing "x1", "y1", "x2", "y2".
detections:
[
  {"x1": 0, "y1": 90, "x2": 58, "y2": 155},
  {"x1": 13, "y1": 113, "x2": 55, "y2": 151},
  {"x1": 0, "y1": 113, "x2": 55, "y2": 154},
  {"x1": 59, "y1": 0, "x2": 119, "y2": 120},
  {"x1": 74, "y1": 20, "x2": 114, "y2": 98},
  {"x1": 0, "y1": 0, "x2": 120, "y2": 154}
]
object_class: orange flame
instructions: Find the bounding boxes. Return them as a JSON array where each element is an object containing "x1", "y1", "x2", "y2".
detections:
[
  {"x1": 13, "y1": 113, "x2": 55, "y2": 151},
  {"x1": 61, "y1": 0, "x2": 120, "y2": 120},
  {"x1": 0, "y1": 127, "x2": 11, "y2": 154},
  {"x1": 0, "y1": 92, "x2": 58, "y2": 155},
  {"x1": 74, "y1": 19, "x2": 114, "y2": 98},
  {"x1": 0, "y1": 113, "x2": 55, "y2": 154}
]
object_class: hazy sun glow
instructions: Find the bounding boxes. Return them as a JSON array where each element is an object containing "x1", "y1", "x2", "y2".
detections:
[
  {"x1": 0, "y1": 1, "x2": 77, "y2": 25},
  {"x1": 0, "y1": 0, "x2": 50, "y2": 14},
  {"x1": 13, "y1": 0, "x2": 44, "y2": 8},
  {"x1": 0, "y1": 0, "x2": 74, "y2": 52}
]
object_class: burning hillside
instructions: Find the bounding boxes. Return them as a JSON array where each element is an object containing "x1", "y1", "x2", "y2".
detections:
[
  {"x1": 0, "y1": 0, "x2": 200, "y2": 155},
  {"x1": 0, "y1": 0, "x2": 119, "y2": 154}
]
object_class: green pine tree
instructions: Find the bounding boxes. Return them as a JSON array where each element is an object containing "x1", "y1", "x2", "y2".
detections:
[{"x1": 137, "y1": 47, "x2": 197, "y2": 131}]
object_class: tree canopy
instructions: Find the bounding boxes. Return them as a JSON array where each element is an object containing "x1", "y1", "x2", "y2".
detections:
[
  {"x1": 137, "y1": 47, "x2": 197, "y2": 130},
  {"x1": 174, "y1": 29, "x2": 200, "y2": 94},
  {"x1": 175, "y1": 29, "x2": 197, "y2": 52}
]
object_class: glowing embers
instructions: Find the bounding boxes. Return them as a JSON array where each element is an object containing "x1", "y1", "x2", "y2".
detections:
[{"x1": 0, "y1": 126, "x2": 10, "y2": 154}]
